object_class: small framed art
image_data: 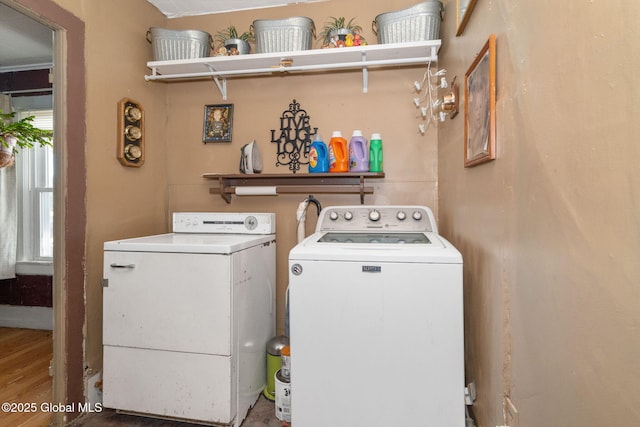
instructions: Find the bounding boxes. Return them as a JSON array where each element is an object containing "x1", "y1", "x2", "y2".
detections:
[
  {"x1": 203, "y1": 104, "x2": 233, "y2": 143},
  {"x1": 464, "y1": 34, "x2": 496, "y2": 167}
]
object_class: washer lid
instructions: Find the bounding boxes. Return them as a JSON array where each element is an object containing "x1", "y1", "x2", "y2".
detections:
[
  {"x1": 104, "y1": 232, "x2": 275, "y2": 254},
  {"x1": 290, "y1": 231, "x2": 462, "y2": 264}
]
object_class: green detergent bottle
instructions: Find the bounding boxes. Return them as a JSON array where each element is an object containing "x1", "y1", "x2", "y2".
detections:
[{"x1": 369, "y1": 133, "x2": 383, "y2": 172}]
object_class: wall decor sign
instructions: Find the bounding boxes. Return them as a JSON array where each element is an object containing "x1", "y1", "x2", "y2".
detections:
[
  {"x1": 203, "y1": 104, "x2": 233, "y2": 143},
  {"x1": 456, "y1": 0, "x2": 478, "y2": 36},
  {"x1": 271, "y1": 99, "x2": 317, "y2": 173},
  {"x1": 464, "y1": 34, "x2": 496, "y2": 167}
]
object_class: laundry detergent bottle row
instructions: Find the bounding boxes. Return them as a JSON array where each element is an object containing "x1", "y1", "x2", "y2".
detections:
[
  {"x1": 308, "y1": 134, "x2": 329, "y2": 173},
  {"x1": 348, "y1": 130, "x2": 369, "y2": 172},
  {"x1": 329, "y1": 131, "x2": 348, "y2": 172},
  {"x1": 369, "y1": 133, "x2": 383, "y2": 172}
]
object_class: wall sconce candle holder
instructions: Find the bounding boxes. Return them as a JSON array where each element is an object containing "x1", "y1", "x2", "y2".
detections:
[{"x1": 117, "y1": 98, "x2": 144, "y2": 167}]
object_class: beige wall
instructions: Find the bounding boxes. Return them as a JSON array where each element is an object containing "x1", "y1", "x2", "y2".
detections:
[
  {"x1": 47, "y1": 0, "x2": 438, "y2": 403},
  {"x1": 438, "y1": 0, "x2": 640, "y2": 425},
  {"x1": 163, "y1": 0, "x2": 439, "y2": 336},
  {"x1": 27, "y1": 0, "x2": 640, "y2": 425}
]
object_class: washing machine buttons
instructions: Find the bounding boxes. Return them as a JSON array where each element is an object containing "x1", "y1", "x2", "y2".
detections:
[
  {"x1": 397, "y1": 211, "x2": 407, "y2": 221},
  {"x1": 368, "y1": 209, "x2": 381, "y2": 222},
  {"x1": 344, "y1": 211, "x2": 353, "y2": 221},
  {"x1": 329, "y1": 211, "x2": 339, "y2": 221},
  {"x1": 412, "y1": 211, "x2": 423, "y2": 221}
]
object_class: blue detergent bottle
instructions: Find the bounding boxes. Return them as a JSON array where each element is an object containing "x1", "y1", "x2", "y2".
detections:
[
  {"x1": 349, "y1": 130, "x2": 369, "y2": 172},
  {"x1": 308, "y1": 134, "x2": 329, "y2": 173}
]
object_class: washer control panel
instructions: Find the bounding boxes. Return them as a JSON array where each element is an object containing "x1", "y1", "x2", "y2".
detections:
[
  {"x1": 317, "y1": 205, "x2": 437, "y2": 233},
  {"x1": 173, "y1": 212, "x2": 276, "y2": 234}
]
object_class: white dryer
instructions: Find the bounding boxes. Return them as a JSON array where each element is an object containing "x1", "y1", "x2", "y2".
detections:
[
  {"x1": 288, "y1": 205, "x2": 464, "y2": 427},
  {"x1": 102, "y1": 212, "x2": 276, "y2": 426}
]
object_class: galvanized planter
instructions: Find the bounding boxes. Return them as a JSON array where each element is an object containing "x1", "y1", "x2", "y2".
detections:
[
  {"x1": 147, "y1": 27, "x2": 213, "y2": 61},
  {"x1": 373, "y1": 1, "x2": 444, "y2": 44},
  {"x1": 224, "y1": 38, "x2": 251, "y2": 55},
  {"x1": 252, "y1": 17, "x2": 315, "y2": 53}
]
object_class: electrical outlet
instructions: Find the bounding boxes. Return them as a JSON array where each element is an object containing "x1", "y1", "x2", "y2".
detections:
[{"x1": 504, "y1": 396, "x2": 519, "y2": 427}]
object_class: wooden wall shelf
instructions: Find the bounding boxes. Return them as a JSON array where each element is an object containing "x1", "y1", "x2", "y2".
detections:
[{"x1": 203, "y1": 172, "x2": 385, "y2": 204}]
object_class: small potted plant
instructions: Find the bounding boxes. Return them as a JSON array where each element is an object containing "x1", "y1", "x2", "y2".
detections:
[
  {"x1": 319, "y1": 16, "x2": 366, "y2": 48},
  {"x1": 214, "y1": 25, "x2": 253, "y2": 55},
  {"x1": 0, "y1": 109, "x2": 53, "y2": 168}
]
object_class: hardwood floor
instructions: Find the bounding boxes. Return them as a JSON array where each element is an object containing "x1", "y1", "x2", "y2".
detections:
[{"x1": 0, "y1": 327, "x2": 53, "y2": 427}]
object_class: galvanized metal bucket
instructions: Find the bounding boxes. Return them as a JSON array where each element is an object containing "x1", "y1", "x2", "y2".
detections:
[
  {"x1": 373, "y1": 1, "x2": 444, "y2": 44},
  {"x1": 251, "y1": 17, "x2": 315, "y2": 53},
  {"x1": 224, "y1": 38, "x2": 251, "y2": 55},
  {"x1": 147, "y1": 27, "x2": 213, "y2": 61}
]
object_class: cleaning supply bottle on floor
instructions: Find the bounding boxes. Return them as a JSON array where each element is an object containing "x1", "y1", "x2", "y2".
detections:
[
  {"x1": 275, "y1": 345, "x2": 291, "y2": 425},
  {"x1": 308, "y1": 134, "x2": 329, "y2": 173},
  {"x1": 348, "y1": 130, "x2": 369, "y2": 172},
  {"x1": 369, "y1": 133, "x2": 383, "y2": 172},
  {"x1": 328, "y1": 131, "x2": 348, "y2": 173}
]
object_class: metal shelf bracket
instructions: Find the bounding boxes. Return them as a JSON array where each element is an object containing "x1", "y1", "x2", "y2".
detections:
[
  {"x1": 362, "y1": 51, "x2": 369, "y2": 94},
  {"x1": 205, "y1": 64, "x2": 227, "y2": 100}
]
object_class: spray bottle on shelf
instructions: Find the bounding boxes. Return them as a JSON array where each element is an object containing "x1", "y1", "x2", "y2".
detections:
[
  {"x1": 348, "y1": 130, "x2": 369, "y2": 172},
  {"x1": 328, "y1": 131, "x2": 348, "y2": 173},
  {"x1": 369, "y1": 133, "x2": 383, "y2": 173}
]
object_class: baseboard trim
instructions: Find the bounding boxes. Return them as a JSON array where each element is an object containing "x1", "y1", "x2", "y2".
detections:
[{"x1": 0, "y1": 304, "x2": 53, "y2": 330}]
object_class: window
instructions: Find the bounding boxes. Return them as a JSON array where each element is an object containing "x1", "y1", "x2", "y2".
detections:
[{"x1": 15, "y1": 109, "x2": 54, "y2": 262}]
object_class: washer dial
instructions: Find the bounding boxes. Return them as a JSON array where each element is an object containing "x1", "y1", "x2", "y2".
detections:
[
  {"x1": 244, "y1": 215, "x2": 258, "y2": 230},
  {"x1": 369, "y1": 209, "x2": 381, "y2": 222}
]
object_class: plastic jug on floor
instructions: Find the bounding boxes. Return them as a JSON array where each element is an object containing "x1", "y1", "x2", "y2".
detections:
[
  {"x1": 349, "y1": 130, "x2": 369, "y2": 172},
  {"x1": 329, "y1": 131, "x2": 348, "y2": 173}
]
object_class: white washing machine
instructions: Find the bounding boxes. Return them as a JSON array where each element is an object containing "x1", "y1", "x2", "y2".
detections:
[
  {"x1": 102, "y1": 212, "x2": 276, "y2": 426},
  {"x1": 288, "y1": 205, "x2": 464, "y2": 427}
]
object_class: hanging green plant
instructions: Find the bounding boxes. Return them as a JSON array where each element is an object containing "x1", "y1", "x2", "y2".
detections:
[{"x1": 0, "y1": 109, "x2": 53, "y2": 168}]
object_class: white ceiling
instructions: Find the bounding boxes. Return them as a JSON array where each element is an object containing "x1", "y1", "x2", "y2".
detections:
[
  {"x1": 0, "y1": 3, "x2": 53, "y2": 72},
  {"x1": 146, "y1": 0, "x2": 325, "y2": 18}
]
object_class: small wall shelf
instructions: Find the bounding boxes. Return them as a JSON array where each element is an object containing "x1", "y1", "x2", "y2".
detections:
[
  {"x1": 203, "y1": 172, "x2": 385, "y2": 204},
  {"x1": 146, "y1": 40, "x2": 441, "y2": 99}
]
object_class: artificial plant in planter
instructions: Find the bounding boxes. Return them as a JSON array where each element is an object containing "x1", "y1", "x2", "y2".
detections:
[
  {"x1": 0, "y1": 109, "x2": 53, "y2": 168},
  {"x1": 319, "y1": 16, "x2": 366, "y2": 48},
  {"x1": 214, "y1": 25, "x2": 253, "y2": 55}
]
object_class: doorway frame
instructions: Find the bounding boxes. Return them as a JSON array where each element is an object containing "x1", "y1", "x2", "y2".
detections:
[{"x1": 6, "y1": 0, "x2": 86, "y2": 424}]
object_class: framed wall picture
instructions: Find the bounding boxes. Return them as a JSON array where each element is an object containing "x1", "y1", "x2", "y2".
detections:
[
  {"x1": 456, "y1": 0, "x2": 478, "y2": 36},
  {"x1": 464, "y1": 34, "x2": 496, "y2": 167},
  {"x1": 203, "y1": 104, "x2": 233, "y2": 143}
]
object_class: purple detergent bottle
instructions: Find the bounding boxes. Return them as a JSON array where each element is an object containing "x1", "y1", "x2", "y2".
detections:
[{"x1": 348, "y1": 130, "x2": 369, "y2": 172}]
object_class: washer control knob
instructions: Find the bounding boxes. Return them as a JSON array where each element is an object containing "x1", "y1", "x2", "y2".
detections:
[
  {"x1": 412, "y1": 211, "x2": 423, "y2": 221},
  {"x1": 369, "y1": 209, "x2": 381, "y2": 222},
  {"x1": 397, "y1": 211, "x2": 407, "y2": 221},
  {"x1": 344, "y1": 211, "x2": 353, "y2": 221},
  {"x1": 244, "y1": 215, "x2": 258, "y2": 230},
  {"x1": 329, "y1": 211, "x2": 339, "y2": 221}
]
